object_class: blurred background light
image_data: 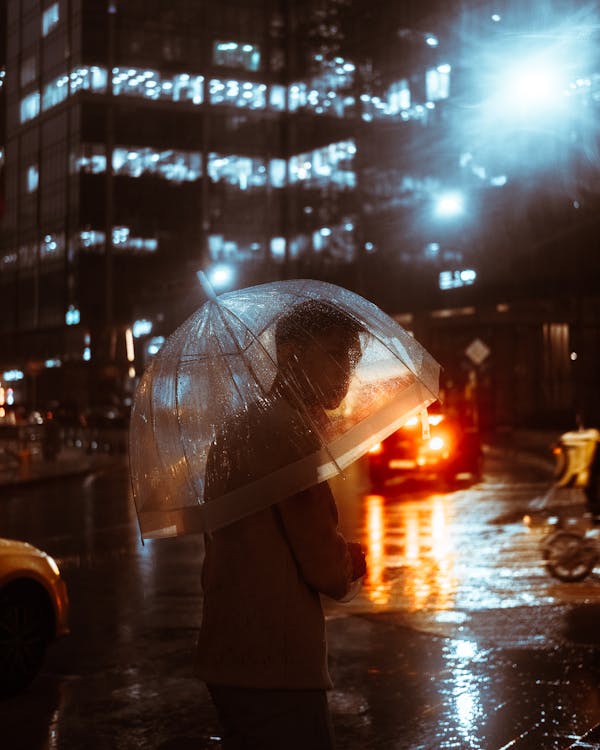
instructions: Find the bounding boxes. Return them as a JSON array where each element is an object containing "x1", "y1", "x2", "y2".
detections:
[
  {"x1": 205, "y1": 263, "x2": 235, "y2": 290},
  {"x1": 435, "y1": 191, "x2": 464, "y2": 218}
]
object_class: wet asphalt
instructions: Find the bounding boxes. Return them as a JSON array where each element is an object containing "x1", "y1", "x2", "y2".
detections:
[{"x1": 0, "y1": 451, "x2": 599, "y2": 749}]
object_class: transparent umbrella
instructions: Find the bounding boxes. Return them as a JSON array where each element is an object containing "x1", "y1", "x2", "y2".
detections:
[{"x1": 129, "y1": 278, "x2": 440, "y2": 540}]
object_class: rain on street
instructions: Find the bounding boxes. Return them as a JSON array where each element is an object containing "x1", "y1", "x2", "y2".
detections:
[{"x1": 1, "y1": 449, "x2": 599, "y2": 750}]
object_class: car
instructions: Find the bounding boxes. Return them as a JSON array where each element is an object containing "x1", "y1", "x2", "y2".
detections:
[
  {"x1": 0, "y1": 538, "x2": 69, "y2": 696},
  {"x1": 367, "y1": 410, "x2": 483, "y2": 488}
]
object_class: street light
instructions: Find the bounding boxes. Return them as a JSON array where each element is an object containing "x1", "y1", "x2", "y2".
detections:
[
  {"x1": 494, "y1": 58, "x2": 567, "y2": 119},
  {"x1": 434, "y1": 191, "x2": 465, "y2": 218},
  {"x1": 199, "y1": 264, "x2": 235, "y2": 293}
]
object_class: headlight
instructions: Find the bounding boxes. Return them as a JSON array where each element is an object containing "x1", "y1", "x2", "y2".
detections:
[{"x1": 428, "y1": 436, "x2": 445, "y2": 451}]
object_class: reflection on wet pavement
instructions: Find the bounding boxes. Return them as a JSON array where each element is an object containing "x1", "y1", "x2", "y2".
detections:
[
  {"x1": 325, "y1": 462, "x2": 600, "y2": 749},
  {"x1": 1, "y1": 458, "x2": 599, "y2": 749}
]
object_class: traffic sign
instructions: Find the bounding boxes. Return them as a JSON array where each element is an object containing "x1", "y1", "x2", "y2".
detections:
[{"x1": 465, "y1": 338, "x2": 490, "y2": 366}]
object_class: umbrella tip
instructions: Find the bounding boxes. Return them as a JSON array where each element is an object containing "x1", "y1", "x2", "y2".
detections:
[{"x1": 197, "y1": 271, "x2": 220, "y2": 303}]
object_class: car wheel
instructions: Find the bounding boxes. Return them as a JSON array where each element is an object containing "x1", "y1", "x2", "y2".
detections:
[
  {"x1": 0, "y1": 583, "x2": 53, "y2": 696},
  {"x1": 544, "y1": 532, "x2": 598, "y2": 583}
]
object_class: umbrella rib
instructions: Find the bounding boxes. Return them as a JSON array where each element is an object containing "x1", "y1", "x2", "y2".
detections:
[
  {"x1": 329, "y1": 302, "x2": 439, "y2": 403},
  {"x1": 216, "y1": 301, "x2": 345, "y2": 477}
]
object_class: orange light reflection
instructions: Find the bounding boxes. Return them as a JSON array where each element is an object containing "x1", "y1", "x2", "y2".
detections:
[
  {"x1": 363, "y1": 493, "x2": 457, "y2": 611},
  {"x1": 365, "y1": 495, "x2": 390, "y2": 604}
]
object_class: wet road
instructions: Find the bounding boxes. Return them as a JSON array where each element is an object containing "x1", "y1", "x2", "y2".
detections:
[{"x1": 1, "y1": 452, "x2": 599, "y2": 749}]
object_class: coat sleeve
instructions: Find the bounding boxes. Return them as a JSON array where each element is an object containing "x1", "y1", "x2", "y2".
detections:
[{"x1": 277, "y1": 482, "x2": 353, "y2": 600}]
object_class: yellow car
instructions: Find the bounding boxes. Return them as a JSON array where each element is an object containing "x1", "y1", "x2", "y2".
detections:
[{"x1": 0, "y1": 538, "x2": 69, "y2": 696}]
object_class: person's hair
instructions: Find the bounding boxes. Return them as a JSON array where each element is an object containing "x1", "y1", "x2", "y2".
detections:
[{"x1": 275, "y1": 299, "x2": 363, "y2": 362}]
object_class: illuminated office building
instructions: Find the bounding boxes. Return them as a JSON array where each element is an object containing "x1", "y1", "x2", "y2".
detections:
[
  {"x1": 1, "y1": 0, "x2": 599, "y2": 426},
  {"x1": 0, "y1": 0, "x2": 451, "y2": 409}
]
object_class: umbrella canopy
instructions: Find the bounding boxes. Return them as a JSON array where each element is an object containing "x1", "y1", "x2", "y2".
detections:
[{"x1": 130, "y1": 279, "x2": 440, "y2": 540}]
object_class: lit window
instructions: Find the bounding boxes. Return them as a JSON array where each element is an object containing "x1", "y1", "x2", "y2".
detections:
[
  {"x1": 209, "y1": 78, "x2": 266, "y2": 109},
  {"x1": 42, "y1": 74, "x2": 69, "y2": 110},
  {"x1": 112, "y1": 67, "x2": 203, "y2": 104},
  {"x1": 41, "y1": 233, "x2": 65, "y2": 260},
  {"x1": 65, "y1": 305, "x2": 80, "y2": 325},
  {"x1": 213, "y1": 41, "x2": 261, "y2": 72},
  {"x1": 311, "y1": 222, "x2": 356, "y2": 261},
  {"x1": 111, "y1": 146, "x2": 202, "y2": 182},
  {"x1": 0, "y1": 252, "x2": 18, "y2": 269},
  {"x1": 269, "y1": 85, "x2": 286, "y2": 110},
  {"x1": 20, "y1": 91, "x2": 40, "y2": 123},
  {"x1": 426, "y1": 66, "x2": 451, "y2": 101},
  {"x1": 132, "y1": 319, "x2": 153, "y2": 338},
  {"x1": 42, "y1": 3, "x2": 60, "y2": 36},
  {"x1": 27, "y1": 165, "x2": 39, "y2": 193},
  {"x1": 208, "y1": 153, "x2": 267, "y2": 188},
  {"x1": 439, "y1": 269, "x2": 477, "y2": 290},
  {"x1": 72, "y1": 144, "x2": 107, "y2": 174},
  {"x1": 270, "y1": 237, "x2": 286, "y2": 260},
  {"x1": 269, "y1": 159, "x2": 286, "y2": 188},
  {"x1": 386, "y1": 80, "x2": 411, "y2": 113},
  {"x1": 289, "y1": 140, "x2": 356, "y2": 189},
  {"x1": 288, "y1": 83, "x2": 307, "y2": 111},
  {"x1": 70, "y1": 66, "x2": 108, "y2": 94},
  {"x1": 78, "y1": 228, "x2": 158, "y2": 254}
]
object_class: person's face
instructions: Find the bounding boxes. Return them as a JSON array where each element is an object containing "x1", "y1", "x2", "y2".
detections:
[{"x1": 283, "y1": 329, "x2": 361, "y2": 410}]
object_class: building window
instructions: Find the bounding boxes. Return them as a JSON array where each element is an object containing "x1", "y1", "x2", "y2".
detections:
[
  {"x1": 426, "y1": 64, "x2": 451, "y2": 102},
  {"x1": 208, "y1": 153, "x2": 267, "y2": 189},
  {"x1": 20, "y1": 56, "x2": 37, "y2": 87},
  {"x1": 213, "y1": 41, "x2": 261, "y2": 72},
  {"x1": 42, "y1": 3, "x2": 60, "y2": 37},
  {"x1": 112, "y1": 68, "x2": 203, "y2": 104},
  {"x1": 112, "y1": 146, "x2": 202, "y2": 182},
  {"x1": 27, "y1": 165, "x2": 39, "y2": 193},
  {"x1": 0, "y1": 252, "x2": 18, "y2": 270},
  {"x1": 209, "y1": 79, "x2": 266, "y2": 109},
  {"x1": 71, "y1": 144, "x2": 106, "y2": 174},
  {"x1": 79, "y1": 228, "x2": 158, "y2": 254},
  {"x1": 20, "y1": 91, "x2": 40, "y2": 123},
  {"x1": 40, "y1": 233, "x2": 65, "y2": 261},
  {"x1": 289, "y1": 140, "x2": 356, "y2": 189},
  {"x1": 42, "y1": 74, "x2": 69, "y2": 111},
  {"x1": 70, "y1": 66, "x2": 108, "y2": 94}
]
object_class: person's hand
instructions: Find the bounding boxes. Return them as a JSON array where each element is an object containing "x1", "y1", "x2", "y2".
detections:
[{"x1": 347, "y1": 541, "x2": 367, "y2": 581}]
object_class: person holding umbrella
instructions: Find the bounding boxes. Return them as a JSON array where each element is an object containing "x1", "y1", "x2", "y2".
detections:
[
  {"x1": 196, "y1": 300, "x2": 367, "y2": 750},
  {"x1": 129, "y1": 278, "x2": 440, "y2": 748}
]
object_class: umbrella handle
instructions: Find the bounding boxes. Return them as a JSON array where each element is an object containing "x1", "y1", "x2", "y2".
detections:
[{"x1": 197, "y1": 271, "x2": 220, "y2": 303}]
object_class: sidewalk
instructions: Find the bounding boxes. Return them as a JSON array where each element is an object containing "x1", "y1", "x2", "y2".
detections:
[
  {"x1": 0, "y1": 445, "x2": 126, "y2": 488},
  {"x1": 484, "y1": 427, "x2": 560, "y2": 474},
  {"x1": 0, "y1": 428, "x2": 561, "y2": 489}
]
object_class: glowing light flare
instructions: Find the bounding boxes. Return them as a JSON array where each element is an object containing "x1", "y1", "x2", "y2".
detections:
[
  {"x1": 508, "y1": 65, "x2": 564, "y2": 108},
  {"x1": 203, "y1": 264, "x2": 234, "y2": 290},
  {"x1": 428, "y1": 435, "x2": 445, "y2": 451},
  {"x1": 434, "y1": 191, "x2": 464, "y2": 218},
  {"x1": 487, "y1": 56, "x2": 570, "y2": 124}
]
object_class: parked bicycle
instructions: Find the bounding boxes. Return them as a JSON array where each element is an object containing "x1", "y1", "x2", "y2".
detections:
[{"x1": 539, "y1": 427, "x2": 600, "y2": 583}]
